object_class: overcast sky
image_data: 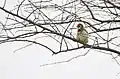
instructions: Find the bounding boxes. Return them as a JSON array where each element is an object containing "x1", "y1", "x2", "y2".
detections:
[{"x1": 0, "y1": 0, "x2": 120, "y2": 79}]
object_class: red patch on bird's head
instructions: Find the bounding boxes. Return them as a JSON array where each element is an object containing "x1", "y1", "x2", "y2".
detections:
[{"x1": 77, "y1": 23, "x2": 82, "y2": 28}]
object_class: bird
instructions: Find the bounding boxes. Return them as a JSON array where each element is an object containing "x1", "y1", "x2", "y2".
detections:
[{"x1": 76, "y1": 23, "x2": 88, "y2": 45}]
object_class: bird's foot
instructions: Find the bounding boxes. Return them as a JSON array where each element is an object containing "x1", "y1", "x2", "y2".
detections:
[{"x1": 83, "y1": 44, "x2": 87, "y2": 49}]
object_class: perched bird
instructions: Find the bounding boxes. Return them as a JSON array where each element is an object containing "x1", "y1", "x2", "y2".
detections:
[{"x1": 76, "y1": 23, "x2": 88, "y2": 45}]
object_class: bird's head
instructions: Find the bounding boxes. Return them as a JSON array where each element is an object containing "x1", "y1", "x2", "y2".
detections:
[{"x1": 77, "y1": 23, "x2": 83, "y2": 31}]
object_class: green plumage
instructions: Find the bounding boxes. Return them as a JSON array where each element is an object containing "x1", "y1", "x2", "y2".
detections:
[{"x1": 77, "y1": 23, "x2": 88, "y2": 44}]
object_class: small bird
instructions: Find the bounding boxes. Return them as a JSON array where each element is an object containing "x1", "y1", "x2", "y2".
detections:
[{"x1": 76, "y1": 23, "x2": 88, "y2": 45}]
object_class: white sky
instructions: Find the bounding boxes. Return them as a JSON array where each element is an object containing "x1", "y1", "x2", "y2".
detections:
[{"x1": 0, "y1": 0, "x2": 120, "y2": 79}]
